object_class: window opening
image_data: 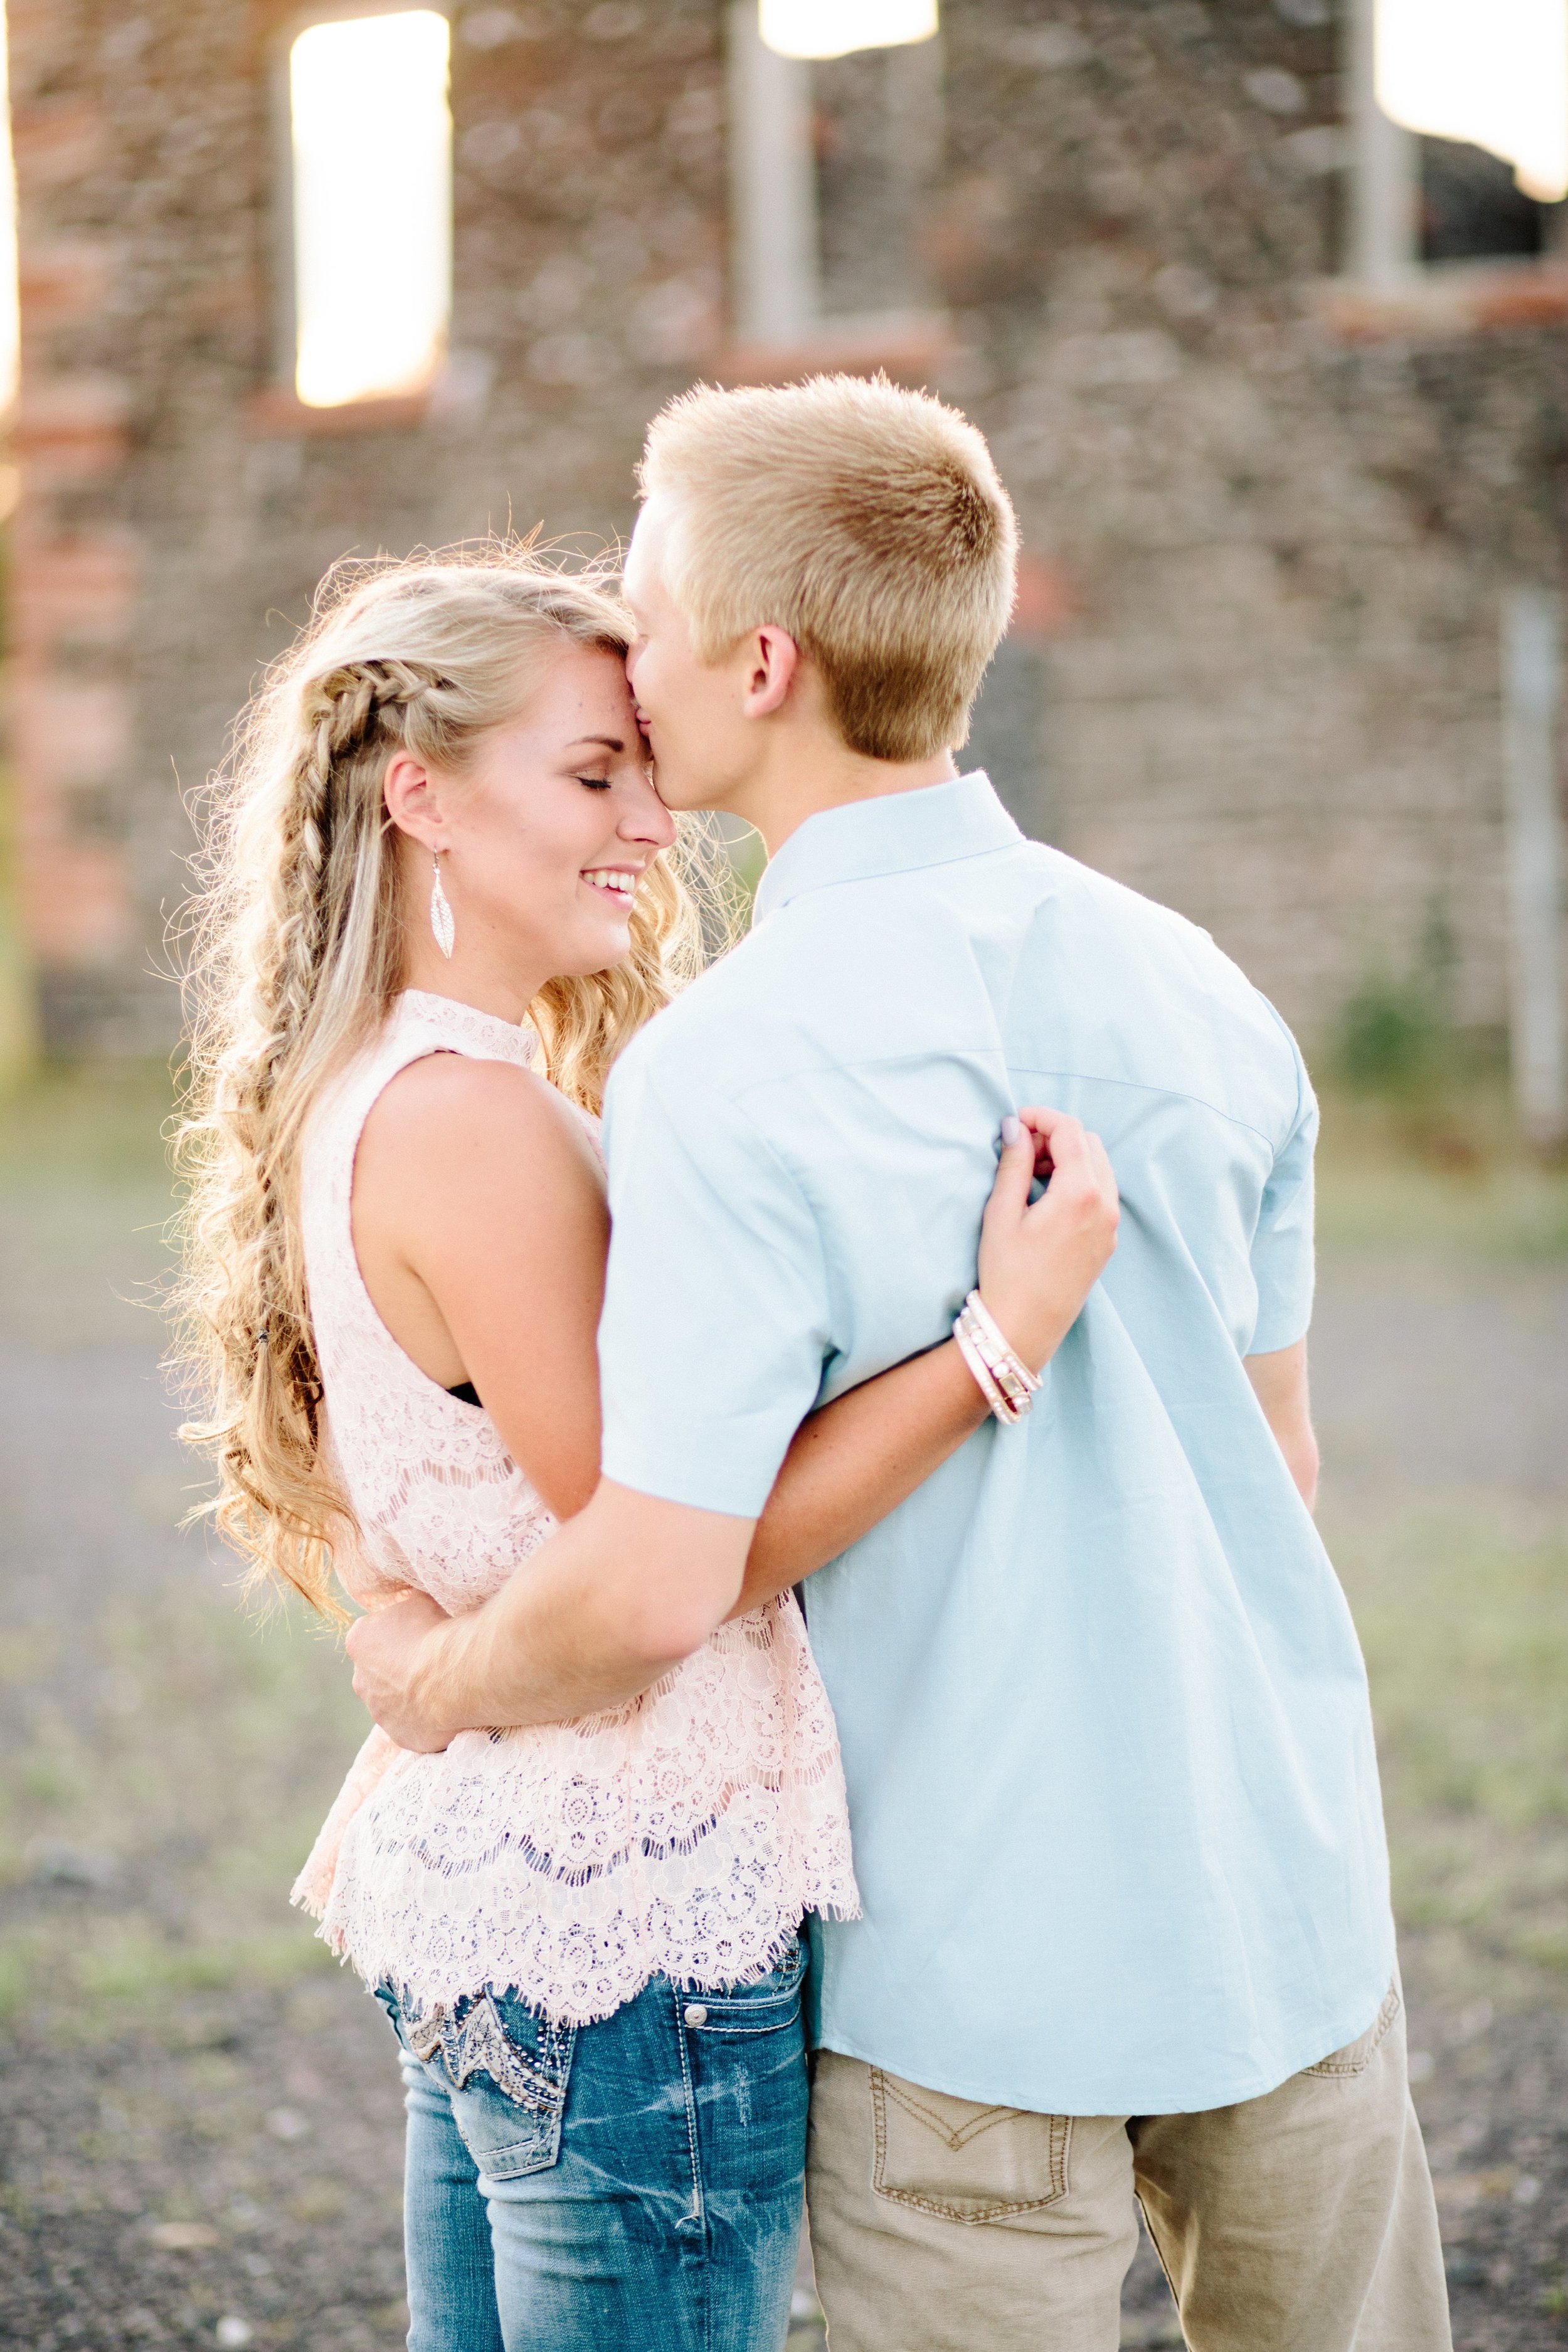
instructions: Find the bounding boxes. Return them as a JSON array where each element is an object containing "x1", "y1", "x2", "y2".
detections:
[
  {"x1": 758, "y1": 0, "x2": 936, "y2": 61},
  {"x1": 289, "y1": 9, "x2": 452, "y2": 408},
  {"x1": 1353, "y1": 0, "x2": 1568, "y2": 277},
  {"x1": 1377, "y1": 0, "x2": 1567, "y2": 206},
  {"x1": 729, "y1": 0, "x2": 941, "y2": 348},
  {"x1": 1417, "y1": 137, "x2": 1552, "y2": 265}
]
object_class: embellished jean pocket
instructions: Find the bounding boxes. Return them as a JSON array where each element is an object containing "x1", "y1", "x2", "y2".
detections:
[
  {"x1": 871, "y1": 2069, "x2": 1072, "y2": 2225},
  {"x1": 393, "y1": 1988, "x2": 577, "y2": 2182}
]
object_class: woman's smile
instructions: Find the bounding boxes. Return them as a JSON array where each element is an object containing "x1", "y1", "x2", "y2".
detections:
[{"x1": 581, "y1": 864, "x2": 642, "y2": 908}]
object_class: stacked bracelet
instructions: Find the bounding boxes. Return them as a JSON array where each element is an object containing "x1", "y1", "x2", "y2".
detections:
[{"x1": 952, "y1": 1290, "x2": 1043, "y2": 1426}]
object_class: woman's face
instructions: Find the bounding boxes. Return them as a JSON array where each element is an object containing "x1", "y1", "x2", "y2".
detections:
[{"x1": 417, "y1": 644, "x2": 676, "y2": 985}]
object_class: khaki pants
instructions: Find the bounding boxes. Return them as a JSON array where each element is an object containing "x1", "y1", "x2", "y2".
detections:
[{"x1": 807, "y1": 1983, "x2": 1451, "y2": 2352}]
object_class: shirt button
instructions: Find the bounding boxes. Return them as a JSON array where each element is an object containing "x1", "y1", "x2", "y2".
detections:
[{"x1": 683, "y1": 2003, "x2": 708, "y2": 2027}]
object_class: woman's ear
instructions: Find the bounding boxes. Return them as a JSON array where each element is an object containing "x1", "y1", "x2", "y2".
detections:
[{"x1": 383, "y1": 748, "x2": 445, "y2": 849}]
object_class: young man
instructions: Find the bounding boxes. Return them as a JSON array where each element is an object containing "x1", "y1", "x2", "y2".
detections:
[{"x1": 350, "y1": 375, "x2": 1449, "y2": 2349}]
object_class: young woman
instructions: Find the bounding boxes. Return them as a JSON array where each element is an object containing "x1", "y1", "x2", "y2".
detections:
[{"x1": 172, "y1": 548, "x2": 1117, "y2": 2352}]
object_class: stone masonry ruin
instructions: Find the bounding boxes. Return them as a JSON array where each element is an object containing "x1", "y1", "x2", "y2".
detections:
[{"x1": 8, "y1": 0, "x2": 1567, "y2": 1062}]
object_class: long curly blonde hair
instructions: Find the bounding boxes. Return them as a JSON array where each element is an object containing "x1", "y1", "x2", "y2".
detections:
[{"x1": 171, "y1": 545, "x2": 716, "y2": 1619}]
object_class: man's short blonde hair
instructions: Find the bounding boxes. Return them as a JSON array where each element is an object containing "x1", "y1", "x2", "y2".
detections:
[{"x1": 637, "y1": 374, "x2": 1018, "y2": 764}]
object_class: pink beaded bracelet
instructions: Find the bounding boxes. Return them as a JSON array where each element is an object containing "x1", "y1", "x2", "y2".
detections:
[{"x1": 952, "y1": 1290, "x2": 1042, "y2": 1426}]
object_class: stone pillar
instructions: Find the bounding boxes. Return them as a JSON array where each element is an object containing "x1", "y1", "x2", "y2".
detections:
[
  {"x1": 1501, "y1": 588, "x2": 1568, "y2": 1150},
  {"x1": 1345, "y1": 0, "x2": 1418, "y2": 285},
  {"x1": 727, "y1": 0, "x2": 819, "y2": 347},
  {"x1": 6, "y1": 0, "x2": 140, "y2": 1052}
]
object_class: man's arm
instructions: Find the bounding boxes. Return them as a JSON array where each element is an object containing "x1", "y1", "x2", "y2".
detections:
[
  {"x1": 1244, "y1": 1338, "x2": 1318, "y2": 1510},
  {"x1": 347, "y1": 1481, "x2": 755, "y2": 1752}
]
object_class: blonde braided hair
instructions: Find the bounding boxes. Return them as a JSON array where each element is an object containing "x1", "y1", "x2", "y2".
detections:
[{"x1": 170, "y1": 547, "x2": 719, "y2": 1618}]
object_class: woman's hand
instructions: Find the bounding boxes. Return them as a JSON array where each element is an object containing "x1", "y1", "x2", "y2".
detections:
[{"x1": 975, "y1": 1108, "x2": 1120, "y2": 1373}]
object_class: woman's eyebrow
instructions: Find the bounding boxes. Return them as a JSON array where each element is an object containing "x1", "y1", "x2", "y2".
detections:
[{"x1": 565, "y1": 733, "x2": 626, "y2": 754}]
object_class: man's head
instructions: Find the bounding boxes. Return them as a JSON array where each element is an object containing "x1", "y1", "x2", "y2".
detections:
[{"x1": 622, "y1": 374, "x2": 1017, "y2": 823}]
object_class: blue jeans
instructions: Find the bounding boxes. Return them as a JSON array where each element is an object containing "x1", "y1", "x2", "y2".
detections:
[{"x1": 376, "y1": 1936, "x2": 808, "y2": 2352}]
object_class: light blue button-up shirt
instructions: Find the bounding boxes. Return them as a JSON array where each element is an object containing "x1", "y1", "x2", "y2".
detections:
[{"x1": 599, "y1": 773, "x2": 1392, "y2": 2115}]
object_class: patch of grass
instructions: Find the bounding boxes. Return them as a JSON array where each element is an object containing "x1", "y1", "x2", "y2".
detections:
[
  {"x1": 0, "y1": 1056, "x2": 176, "y2": 1186},
  {"x1": 0, "y1": 1915, "x2": 338, "y2": 2045},
  {"x1": 0, "y1": 1059, "x2": 179, "y2": 1350},
  {"x1": 0, "y1": 1942, "x2": 29, "y2": 2024},
  {"x1": 1315, "y1": 1081, "x2": 1568, "y2": 1260},
  {"x1": 76, "y1": 1922, "x2": 332, "y2": 2006},
  {"x1": 1333, "y1": 1503, "x2": 1568, "y2": 2002}
]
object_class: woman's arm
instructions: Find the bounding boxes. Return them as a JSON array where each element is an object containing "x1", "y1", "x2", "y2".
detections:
[
  {"x1": 735, "y1": 1107, "x2": 1120, "y2": 1612},
  {"x1": 351, "y1": 1051, "x2": 609, "y2": 1522}
]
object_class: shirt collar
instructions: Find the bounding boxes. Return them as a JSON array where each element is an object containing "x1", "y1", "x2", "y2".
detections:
[{"x1": 751, "y1": 771, "x2": 1022, "y2": 924}]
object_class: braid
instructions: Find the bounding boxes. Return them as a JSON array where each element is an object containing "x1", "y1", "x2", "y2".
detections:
[{"x1": 252, "y1": 661, "x2": 448, "y2": 1098}]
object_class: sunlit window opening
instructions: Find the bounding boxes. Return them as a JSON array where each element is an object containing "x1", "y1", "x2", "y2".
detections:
[
  {"x1": 290, "y1": 9, "x2": 452, "y2": 408},
  {"x1": 1376, "y1": 0, "x2": 1568, "y2": 205},
  {"x1": 759, "y1": 0, "x2": 937, "y2": 63}
]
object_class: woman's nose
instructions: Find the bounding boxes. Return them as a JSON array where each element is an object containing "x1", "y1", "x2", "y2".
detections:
[{"x1": 621, "y1": 777, "x2": 677, "y2": 847}]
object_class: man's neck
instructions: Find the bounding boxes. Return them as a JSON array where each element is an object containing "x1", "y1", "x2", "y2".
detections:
[{"x1": 736, "y1": 743, "x2": 961, "y2": 858}]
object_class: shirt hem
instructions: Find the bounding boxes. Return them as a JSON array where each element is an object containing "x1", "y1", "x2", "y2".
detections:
[
  {"x1": 600, "y1": 1447, "x2": 773, "y2": 1520},
  {"x1": 812, "y1": 1959, "x2": 1397, "y2": 2119}
]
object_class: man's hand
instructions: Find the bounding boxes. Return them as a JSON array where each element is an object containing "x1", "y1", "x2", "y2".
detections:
[
  {"x1": 343, "y1": 1484, "x2": 753, "y2": 1741},
  {"x1": 346, "y1": 1591, "x2": 459, "y2": 1753}
]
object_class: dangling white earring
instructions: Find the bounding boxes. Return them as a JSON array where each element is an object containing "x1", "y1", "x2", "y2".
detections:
[{"x1": 430, "y1": 850, "x2": 455, "y2": 959}]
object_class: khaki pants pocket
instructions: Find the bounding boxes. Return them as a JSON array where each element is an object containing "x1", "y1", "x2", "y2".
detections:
[
  {"x1": 870, "y1": 2069, "x2": 1073, "y2": 2225},
  {"x1": 1301, "y1": 1980, "x2": 1401, "y2": 2080}
]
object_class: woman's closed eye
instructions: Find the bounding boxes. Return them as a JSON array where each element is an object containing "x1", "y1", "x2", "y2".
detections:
[{"x1": 576, "y1": 774, "x2": 613, "y2": 792}]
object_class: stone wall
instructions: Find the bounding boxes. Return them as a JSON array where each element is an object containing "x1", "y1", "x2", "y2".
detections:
[
  {"x1": 933, "y1": 3, "x2": 1566, "y2": 1034},
  {"x1": 7, "y1": 0, "x2": 1565, "y2": 1052}
]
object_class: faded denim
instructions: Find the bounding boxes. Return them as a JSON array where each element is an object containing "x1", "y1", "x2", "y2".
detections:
[{"x1": 377, "y1": 1935, "x2": 808, "y2": 2352}]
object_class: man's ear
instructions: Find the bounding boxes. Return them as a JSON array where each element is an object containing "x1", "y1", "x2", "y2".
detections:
[
  {"x1": 383, "y1": 748, "x2": 446, "y2": 849},
  {"x1": 739, "y1": 625, "x2": 800, "y2": 719}
]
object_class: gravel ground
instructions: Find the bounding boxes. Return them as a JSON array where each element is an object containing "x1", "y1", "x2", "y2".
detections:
[{"x1": 1, "y1": 1076, "x2": 1565, "y2": 2350}]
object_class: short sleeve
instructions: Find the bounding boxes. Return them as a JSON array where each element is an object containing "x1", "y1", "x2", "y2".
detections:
[
  {"x1": 1248, "y1": 1037, "x2": 1318, "y2": 1356},
  {"x1": 596, "y1": 1044, "x2": 833, "y2": 1517}
]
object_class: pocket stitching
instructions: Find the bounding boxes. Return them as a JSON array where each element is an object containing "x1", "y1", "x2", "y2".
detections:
[
  {"x1": 681, "y1": 1951, "x2": 807, "y2": 2035},
  {"x1": 880, "y1": 2076, "x2": 1024, "y2": 2153},
  {"x1": 1303, "y1": 1984, "x2": 1401, "y2": 2078},
  {"x1": 870, "y1": 2070, "x2": 1073, "y2": 2225},
  {"x1": 693, "y1": 2014, "x2": 800, "y2": 2037}
]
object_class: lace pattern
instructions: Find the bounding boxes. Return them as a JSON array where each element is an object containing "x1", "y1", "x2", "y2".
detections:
[{"x1": 294, "y1": 992, "x2": 858, "y2": 2025}]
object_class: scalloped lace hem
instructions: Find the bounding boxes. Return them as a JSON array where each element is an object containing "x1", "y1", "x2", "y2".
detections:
[{"x1": 295, "y1": 1872, "x2": 861, "y2": 2028}]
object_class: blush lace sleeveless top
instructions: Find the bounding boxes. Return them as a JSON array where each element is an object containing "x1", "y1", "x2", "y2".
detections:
[{"x1": 291, "y1": 990, "x2": 857, "y2": 2026}]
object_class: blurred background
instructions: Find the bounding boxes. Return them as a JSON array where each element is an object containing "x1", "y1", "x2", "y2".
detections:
[{"x1": 0, "y1": 3, "x2": 1565, "y2": 2349}]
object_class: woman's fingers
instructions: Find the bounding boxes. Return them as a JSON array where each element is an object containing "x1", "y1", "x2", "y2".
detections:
[
  {"x1": 982, "y1": 1112, "x2": 1042, "y2": 1232},
  {"x1": 1085, "y1": 1131, "x2": 1119, "y2": 1205},
  {"x1": 1012, "y1": 1104, "x2": 1076, "y2": 1178},
  {"x1": 983, "y1": 1106, "x2": 1118, "y2": 1286},
  {"x1": 974, "y1": 1106, "x2": 1118, "y2": 1372}
]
